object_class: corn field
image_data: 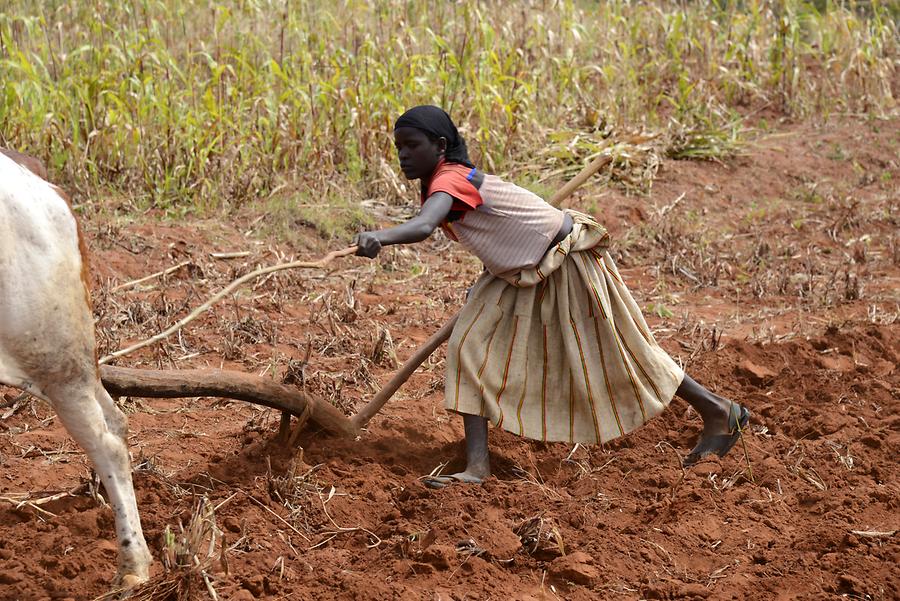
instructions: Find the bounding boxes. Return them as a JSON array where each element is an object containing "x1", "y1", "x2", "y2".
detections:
[{"x1": 0, "y1": 0, "x2": 896, "y2": 216}]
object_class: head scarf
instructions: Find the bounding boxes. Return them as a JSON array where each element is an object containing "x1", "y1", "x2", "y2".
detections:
[{"x1": 394, "y1": 105, "x2": 474, "y2": 168}]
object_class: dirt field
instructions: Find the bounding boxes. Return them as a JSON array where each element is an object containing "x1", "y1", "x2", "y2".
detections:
[{"x1": 1, "y1": 117, "x2": 897, "y2": 600}]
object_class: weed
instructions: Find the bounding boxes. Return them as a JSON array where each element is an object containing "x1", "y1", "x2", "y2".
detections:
[
  {"x1": 647, "y1": 303, "x2": 675, "y2": 319},
  {"x1": 97, "y1": 496, "x2": 226, "y2": 601},
  {"x1": 827, "y1": 144, "x2": 848, "y2": 161}
]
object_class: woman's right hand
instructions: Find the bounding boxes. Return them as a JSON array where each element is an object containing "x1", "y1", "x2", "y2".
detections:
[{"x1": 354, "y1": 231, "x2": 382, "y2": 258}]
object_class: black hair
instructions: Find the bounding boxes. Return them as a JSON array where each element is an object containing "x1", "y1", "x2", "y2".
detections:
[{"x1": 394, "y1": 105, "x2": 474, "y2": 168}]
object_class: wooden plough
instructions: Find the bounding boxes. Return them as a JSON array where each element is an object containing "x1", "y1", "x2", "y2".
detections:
[
  {"x1": 99, "y1": 314, "x2": 458, "y2": 439},
  {"x1": 99, "y1": 152, "x2": 615, "y2": 441}
]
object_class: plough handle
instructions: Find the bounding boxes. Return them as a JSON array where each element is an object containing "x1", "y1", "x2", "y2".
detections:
[{"x1": 350, "y1": 313, "x2": 459, "y2": 429}]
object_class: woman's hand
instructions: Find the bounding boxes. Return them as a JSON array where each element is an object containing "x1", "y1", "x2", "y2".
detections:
[{"x1": 354, "y1": 231, "x2": 382, "y2": 258}]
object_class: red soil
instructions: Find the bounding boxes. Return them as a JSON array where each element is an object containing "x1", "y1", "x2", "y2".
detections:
[{"x1": 1, "y1": 117, "x2": 897, "y2": 600}]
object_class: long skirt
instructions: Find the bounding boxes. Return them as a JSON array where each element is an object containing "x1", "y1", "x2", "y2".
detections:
[{"x1": 445, "y1": 211, "x2": 684, "y2": 444}]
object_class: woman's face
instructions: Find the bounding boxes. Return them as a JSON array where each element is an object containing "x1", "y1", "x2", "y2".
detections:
[{"x1": 393, "y1": 127, "x2": 447, "y2": 180}]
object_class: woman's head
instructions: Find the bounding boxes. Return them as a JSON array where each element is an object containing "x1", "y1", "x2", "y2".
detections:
[{"x1": 393, "y1": 105, "x2": 473, "y2": 180}]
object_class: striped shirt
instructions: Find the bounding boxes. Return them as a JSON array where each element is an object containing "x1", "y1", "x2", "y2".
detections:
[{"x1": 426, "y1": 163, "x2": 565, "y2": 277}]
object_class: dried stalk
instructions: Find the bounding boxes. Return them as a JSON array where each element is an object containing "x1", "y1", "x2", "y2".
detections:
[{"x1": 99, "y1": 247, "x2": 356, "y2": 364}]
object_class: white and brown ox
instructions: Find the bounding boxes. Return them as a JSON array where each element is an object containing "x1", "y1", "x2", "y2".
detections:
[{"x1": 0, "y1": 149, "x2": 152, "y2": 586}]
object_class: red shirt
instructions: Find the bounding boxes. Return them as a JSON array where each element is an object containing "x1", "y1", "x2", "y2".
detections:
[{"x1": 422, "y1": 160, "x2": 483, "y2": 239}]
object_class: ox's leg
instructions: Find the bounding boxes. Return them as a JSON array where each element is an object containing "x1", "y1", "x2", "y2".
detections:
[{"x1": 44, "y1": 376, "x2": 152, "y2": 586}]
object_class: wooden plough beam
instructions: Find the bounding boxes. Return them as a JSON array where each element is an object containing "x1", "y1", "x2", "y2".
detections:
[
  {"x1": 99, "y1": 313, "x2": 458, "y2": 439},
  {"x1": 100, "y1": 365, "x2": 356, "y2": 437}
]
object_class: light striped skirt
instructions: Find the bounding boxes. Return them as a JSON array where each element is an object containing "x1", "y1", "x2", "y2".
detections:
[{"x1": 445, "y1": 211, "x2": 684, "y2": 444}]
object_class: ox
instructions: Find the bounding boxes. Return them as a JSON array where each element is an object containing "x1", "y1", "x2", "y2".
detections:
[{"x1": 0, "y1": 150, "x2": 151, "y2": 586}]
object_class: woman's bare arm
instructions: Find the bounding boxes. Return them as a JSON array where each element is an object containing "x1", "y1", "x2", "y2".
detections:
[{"x1": 355, "y1": 192, "x2": 454, "y2": 257}]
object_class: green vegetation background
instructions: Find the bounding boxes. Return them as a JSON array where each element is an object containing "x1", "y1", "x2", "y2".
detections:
[{"x1": 0, "y1": 0, "x2": 895, "y2": 234}]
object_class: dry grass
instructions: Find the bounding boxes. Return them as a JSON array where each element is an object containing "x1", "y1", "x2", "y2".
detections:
[
  {"x1": 93, "y1": 496, "x2": 226, "y2": 601},
  {"x1": 515, "y1": 515, "x2": 566, "y2": 558}
]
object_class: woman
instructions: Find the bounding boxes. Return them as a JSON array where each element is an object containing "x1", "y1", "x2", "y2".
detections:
[{"x1": 355, "y1": 105, "x2": 749, "y2": 487}]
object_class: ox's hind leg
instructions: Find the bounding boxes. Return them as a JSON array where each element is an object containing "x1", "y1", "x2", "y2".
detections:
[
  {"x1": 1, "y1": 149, "x2": 151, "y2": 587},
  {"x1": 44, "y1": 376, "x2": 152, "y2": 586}
]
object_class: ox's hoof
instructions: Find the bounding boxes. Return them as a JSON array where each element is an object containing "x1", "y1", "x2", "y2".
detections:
[
  {"x1": 119, "y1": 574, "x2": 147, "y2": 588},
  {"x1": 112, "y1": 571, "x2": 149, "y2": 595}
]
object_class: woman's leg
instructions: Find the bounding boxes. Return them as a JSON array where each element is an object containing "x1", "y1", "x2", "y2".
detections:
[
  {"x1": 424, "y1": 413, "x2": 491, "y2": 488},
  {"x1": 677, "y1": 374, "x2": 749, "y2": 465}
]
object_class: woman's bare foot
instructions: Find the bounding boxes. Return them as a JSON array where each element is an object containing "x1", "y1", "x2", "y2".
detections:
[
  {"x1": 423, "y1": 414, "x2": 490, "y2": 489},
  {"x1": 422, "y1": 467, "x2": 489, "y2": 489}
]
